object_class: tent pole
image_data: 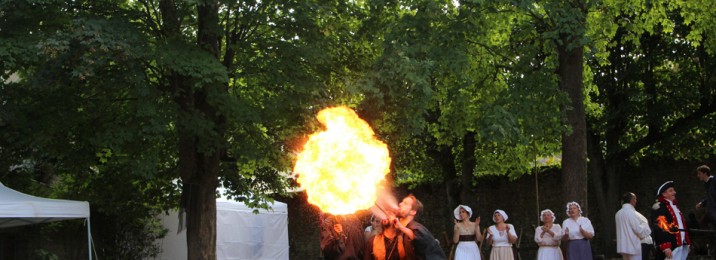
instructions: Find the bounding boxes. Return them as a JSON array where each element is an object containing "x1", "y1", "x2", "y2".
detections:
[{"x1": 87, "y1": 217, "x2": 93, "y2": 260}]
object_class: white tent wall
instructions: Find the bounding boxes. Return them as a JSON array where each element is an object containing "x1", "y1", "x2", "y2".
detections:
[
  {"x1": 151, "y1": 199, "x2": 289, "y2": 260},
  {"x1": 0, "y1": 182, "x2": 90, "y2": 228},
  {"x1": 0, "y1": 182, "x2": 92, "y2": 259}
]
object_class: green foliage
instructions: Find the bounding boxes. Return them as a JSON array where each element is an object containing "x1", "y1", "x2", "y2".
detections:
[
  {"x1": 3, "y1": 0, "x2": 399, "y2": 256},
  {"x1": 349, "y1": 0, "x2": 567, "y2": 185},
  {"x1": 586, "y1": 0, "x2": 716, "y2": 164},
  {"x1": 4, "y1": 0, "x2": 716, "y2": 257},
  {"x1": 32, "y1": 249, "x2": 59, "y2": 260}
]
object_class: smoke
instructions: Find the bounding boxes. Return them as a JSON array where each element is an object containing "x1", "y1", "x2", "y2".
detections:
[{"x1": 370, "y1": 186, "x2": 398, "y2": 221}]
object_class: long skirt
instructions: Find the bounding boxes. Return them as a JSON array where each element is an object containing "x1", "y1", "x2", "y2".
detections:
[
  {"x1": 454, "y1": 241, "x2": 481, "y2": 260},
  {"x1": 489, "y1": 246, "x2": 514, "y2": 260},
  {"x1": 565, "y1": 239, "x2": 592, "y2": 260},
  {"x1": 537, "y1": 246, "x2": 563, "y2": 260}
]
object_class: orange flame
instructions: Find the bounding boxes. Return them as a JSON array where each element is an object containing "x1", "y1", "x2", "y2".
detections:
[
  {"x1": 294, "y1": 107, "x2": 391, "y2": 215},
  {"x1": 656, "y1": 216, "x2": 679, "y2": 234}
]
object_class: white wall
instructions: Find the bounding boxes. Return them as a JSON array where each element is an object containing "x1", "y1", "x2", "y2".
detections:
[{"x1": 151, "y1": 200, "x2": 289, "y2": 260}]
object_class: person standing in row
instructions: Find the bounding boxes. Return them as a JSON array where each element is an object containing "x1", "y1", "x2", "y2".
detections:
[
  {"x1": 452, "y1": 205, "x2": 483, "y2": 260},
  {"x1": 616, "y1": 192, "x2": 652, "y2": 260},
  {"x1": 562, "y1": 201, "x2": 594, "y2": 259},
  {"x1": 486, "y1": 209, "x2": 517, "y2": 260},
  {"x1": 651, "y1": 181, "x2": 691, "y2": 260},
  {"x1": 534, "y1": 209, "x2": 563, "y2": 260}
]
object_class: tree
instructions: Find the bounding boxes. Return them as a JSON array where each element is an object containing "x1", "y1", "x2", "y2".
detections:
[
  {"x1": 584, "y1": 0, "x2": 716, "y2": 255},
  {"x1": 355, "y1": 0, "x2": 566, "y2": 211},
  {"x1": 1, "y1": 0, "x2": 180, "y2": 257},
  {"x1": 550, "y1": 0, "x2": 589, "y2": 206},
  {"x1": 1, "y1": 0, "x2": 372, "y2": 258},
  {"x1": 505, "y1": 0, "x2": 591, "y2": 209}
]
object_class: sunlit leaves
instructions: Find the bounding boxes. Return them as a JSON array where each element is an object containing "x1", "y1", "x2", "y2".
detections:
[
  {"x1": 350, "y1": 0, "x2": 568, "y2": 185},
  {"x1": 586, "y1": 0, "x2": 716, "y2": 165}
]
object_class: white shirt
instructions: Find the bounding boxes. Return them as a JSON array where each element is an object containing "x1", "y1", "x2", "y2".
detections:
[
  {"x1": 562, "y1": 216, "x2": 594, "y2": 240},
  {"x1": 667, "y1": 199, "x2": 687, "y2": 243},
  {"x1": 615, "y1": 203, "x2": 652, "y2": 255},
  {"x1": 534, "y1": 224, "x2": 562, "y2": 246},
  {"x1": 489, "y1": 224, "x2": 517, "y2": 247}
]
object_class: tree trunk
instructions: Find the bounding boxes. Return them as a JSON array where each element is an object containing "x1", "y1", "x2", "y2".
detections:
[
  {"x1": 430, "y1": 144, "x2": 459, "y2": 208},
  {"x1": 175, "y1": 74, "x2": 222, "y2": 260},
  {"x1": 588, "y1": 129, "x2": 618, "y2": 257},
  {"x1": 558, "y1": 41, "x2": 588, "y2": 211},
  {"x1": 182, "y1": 156, "x2": 219, "y2": 260},
  {"x1": 460, "y1": 131, "x2": 476, "y2": 203},
  {"x1": 164, "y1": 0, "x2": 224, "y2": 259},
  {"x1": 425, "y1": 110, "x2": 460, "y2": 209},
  {"x1": 187, "y1": 2, "x2": 223, "y2": 260}
]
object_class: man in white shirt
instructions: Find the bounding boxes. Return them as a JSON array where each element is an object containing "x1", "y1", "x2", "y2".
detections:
[{"x1": 616, "y1": 192, "x2": 652, "y2": 260}]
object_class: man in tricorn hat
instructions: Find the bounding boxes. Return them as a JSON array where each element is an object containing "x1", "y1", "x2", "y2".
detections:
[{"x1": 651, "y1": 181, "x2": 691, "y2": 260}]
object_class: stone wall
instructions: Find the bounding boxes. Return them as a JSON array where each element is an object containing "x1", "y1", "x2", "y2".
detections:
[{"x1": 285, "y1": 159, "x2": 715, "y2": 259}]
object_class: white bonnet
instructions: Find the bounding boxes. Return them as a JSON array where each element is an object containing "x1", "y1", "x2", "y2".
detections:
[
  {"x1": 493, "y1": 209, "x2": 508, "y2": 222},
  {"x1": 453, "y1": 205, "x2": 472, "y2": 219},
  {"x1": 540, "y1": 209, "x2": 556, "y2": 222},
  {"x1": 566, "y1": 201, "x2": 583, "y2": 216}
]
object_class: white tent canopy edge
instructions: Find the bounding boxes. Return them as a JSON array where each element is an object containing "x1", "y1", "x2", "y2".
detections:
[{"x1": 0, "y1": 181, "x2": 92, "y2": 259}]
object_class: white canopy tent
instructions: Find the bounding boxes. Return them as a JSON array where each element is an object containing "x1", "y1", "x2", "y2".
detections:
[
  {"x1": 152, "y1": 197, "x2": 289, "y2": 260},
  {"x1": 0, "y1": 182, "x2": 92, "y2": 259}
]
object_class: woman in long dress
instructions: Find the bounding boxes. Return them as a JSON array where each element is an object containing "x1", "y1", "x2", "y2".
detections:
[
  {"x1": 534, "y1": 209, "x2": 563, "y2": 260},
  {"x1": 562, "y1": 201, "x2": 594, "y2": 260},
  {"x1": 486, "y1": 209, "x2": 517, "y2": 260},
  {"x1": 452, "y1": 205, "x2": 483, "y2": 260}
]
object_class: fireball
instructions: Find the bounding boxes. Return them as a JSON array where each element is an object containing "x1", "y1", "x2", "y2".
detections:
[{"x1": 294, "y1": 106, "x2": 391, "y2": 215}]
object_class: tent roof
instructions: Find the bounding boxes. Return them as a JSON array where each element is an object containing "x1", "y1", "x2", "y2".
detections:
[
  {"x1": 216, "y1": 198, "x2": 287, "y2": 214},
  {"x1": 0, "y1": 182, "x2": 90, "y2": 228},
  {"x1": 215, "y1": 187, "x2": 287, "y2": 213}
]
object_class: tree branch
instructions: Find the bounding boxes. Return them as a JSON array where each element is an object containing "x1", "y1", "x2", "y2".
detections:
[{"x1": 609, "y1": 100, "x2": 716, "y2": 161}]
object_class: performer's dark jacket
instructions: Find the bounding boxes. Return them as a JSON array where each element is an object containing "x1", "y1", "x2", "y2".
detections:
[
  {"x1": 650, "y1": 196, "x2": 691, "y2": 260},
  {"x1": 701, "y1": 176, "x2": 716, "y2": 222},
  {"x1": 320, "y1": 214, "x2": 365, "y2": 260},
  {"x1": 405, "y1": 221, "x2": 447, "y2": 260}
]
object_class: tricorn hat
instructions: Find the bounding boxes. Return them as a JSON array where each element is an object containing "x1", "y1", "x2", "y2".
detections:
[{"x1": 657, "y1": 181, "x2": 674, "y2": 196}]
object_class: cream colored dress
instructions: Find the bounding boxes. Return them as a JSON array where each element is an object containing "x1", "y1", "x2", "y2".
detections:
[
  {"x1": 488, "y1": 224, "x2": 516, "y2": 260},
  {"x1": 455, "y1": 222, "x2": 481, "y2": 260}
]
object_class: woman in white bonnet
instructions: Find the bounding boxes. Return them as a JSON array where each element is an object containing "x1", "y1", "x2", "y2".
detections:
[
  {"x1": 486, "y1": 209, "x2": 517, "y2": 260},
  {"x1": 452, "y1": 205, "x2": 483, "y2": 259},
  {"x1": 534, "y1": 209, "x2": 563, "y2": 260},
  {"x1": 562, "y1": 201, "x2": 594, "y2": 260}
]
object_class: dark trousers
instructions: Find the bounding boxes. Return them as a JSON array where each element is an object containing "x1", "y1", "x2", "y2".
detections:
[
  {"x1": 641, "y1": 243, "x2": 652, "y2": 260},
  {"x1": 707, "y1": 211, "x2": 716, "y2": 259}
]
